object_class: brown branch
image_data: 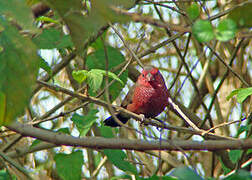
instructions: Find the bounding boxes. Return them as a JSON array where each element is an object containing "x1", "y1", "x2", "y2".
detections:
[
  {"x1": 111, "y1": 6, "x2": 190, "y2": 33},
  {"x1": 5, "y1": 122, "x2": 252, "y2": 151}
]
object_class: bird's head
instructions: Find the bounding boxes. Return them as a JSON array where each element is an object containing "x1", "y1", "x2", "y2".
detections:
[{"x1": 138, "y1": 66, "x2": 165, "y2": 87}]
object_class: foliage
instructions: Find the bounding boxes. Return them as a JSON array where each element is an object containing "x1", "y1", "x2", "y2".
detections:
[
  {"x1": 226, "y1": 87, "x2": 252, "y2": 103},
  {"x1": 0, "y1": 0, "x2": 251, "y2": 179},
  {"x1": 54, "y1": 151, "x2": 84, "y2": 180},
  {"x1": 0, "y1": 16, "x2": 39, "y2": 125},
  {"x1": 72, "y1": 68, "x2": 124, "y2": 93}
]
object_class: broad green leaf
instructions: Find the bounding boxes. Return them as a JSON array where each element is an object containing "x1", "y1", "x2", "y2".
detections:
[
  {"x1": 54, "y1": 151, "x2": 84, "y2": 180},
  {"x1": 72, "y1": 69, "x2": 123, "y2": 92},
  {"x1": 216, "y1": 19, "x2": 237, "y2": 42},
  {"x1": 224, "y1": 170, "x2": 251, "y2": 180},
  {"x1": 91, "y1": 69, "x2": 124, "y2": 85},
  {"x1": 86, "y1": 46, "x2": 128, "y2": 101},
  {"x1": 71, "y1": 109, "x2": 98, "y2": 136},
  {"x1": 0, "y1": 17, "x2": 39, "y2": 125},
  {"x1": 90, "y1": 36, "x2": 105, "y2": 50},
  {"x1": 0, "y1": 92, "x2": 6, "y2": 125},
  {"x1": 172, "y1": 166, "x2": 203, "y2": 180},
  {"x1": 104, "y1": 149, "x2": 137, "y2": 174},
  {"x1": 187, "y1": 4, "x2": 200, "y2": 21},
  {"x1": 229, "y1": 150, "x2": 242, "y2": 164},
  {"x1": 236, "y1": 87, "x2": 252, "y2": 103},
  {"x1": 87, "y1": 70, "x2": 103, "y2": 92},
  {"x1": 100, "y1": 125, "x2": 115, "y2": 138},
  {"x1": 226, "y1": 87, "x2": 252, "y2": 103},
  {"x1": 100, "y1": 125, "x2": 137, "y2": 174},
  {"x1": 228, "y1": 3, "x2": 252, "y2": 28},
  {"x1": 39, "y1": 58, "x2": 52, "y2": 77},
  {"x1": 0, "y1": 169, "x2": 13, "y2": 180},
  {"x1": 0, "y1": 0, "x2": 35, "y2": 30},
  {"x1": 45, "y1": 0, "x2": 100, "y2": 52},
  {"x1": 72, "y1": 70, "x2": 88, "y2": 84},
  {"x1": 45, "y1": 0, "x2": 134, "y2": 53},
  {"x1": 33, "y1": 29, "x2": 73, "y2": 49},
  {"x1": 192, "y1": 20, "x2": 214, "y2": 42}
]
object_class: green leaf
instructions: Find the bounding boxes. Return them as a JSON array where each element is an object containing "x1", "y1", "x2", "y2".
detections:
[
  {"x1": 236, "y1": 87, "x2": 252, "y2": 103},
  {"x1": 0, "y1": 91, "x2": 6, "y2": 125},
  {"x1": 226, "y1": 87, "x2": 252, "y2": 103},
  {"x1": 216, "y1": 19, "x2": 237, "y2": 42},
  {"x1": 246, "y1": 148, "x2": 252, "y2": 155},
  {"x1": 39, "y1": 58, "x2": 52, "y2": 77},
  {"x1": 220, "y1": 159, "x2": 231, "y2": 174},
  {"x1": 30, "y1": 139, "x2": 42, "y2": 149},
  {"x1": 237, "y1": 125, "x2": 250, "y2": 137},
  {"x1": 90, "y1": 36, "x2": 105, "y2": 50},
  {"x1": 54, "y1": 151, "x2": 84, "y2": 180},
  {"x1": 224, "y1": 170, "x2": 251, "y2": 180},
  {"x1": 229, "y1": 150, "x2": 242, "y2": 164},
  {"x1": 33, "y1": 29, "x2": 73, "y2": 49},
  {"x1": 71, "y1": 109, "x2": 98, "y2": 136},
  {"x1": 192, "y1": 20, "x2": 214, "y2": 42},
  {"x1": 91, "y1": 69, "x2": 124, "y2": 85},
  {"x1": 100, "y1": 125, "x2": 115, "y2": 138},
  {"x1": 172, "y1": 166, "x2": 203, "y2": 180},
  {"x1": 226, "y1": 89, "x2": 240, "y2": 101},
  {"x1": 94, "y1": 152, "x2": 102, "y2": 167},
  {"x1": 0, "y1": 17, "x2": 39, "y2": 125},
  {"x1": 101, "y1": 126, "x2": 137, "y2": 175},
  {"x1": 187, "y1": 4, "x2": 200, "y2": 21},
  {"x1": 87, "y1": 70, "x2": 103, "y2": 92},
  {"x1": 0, "y1": 0, "x2": 35, "y2": 30},
  {"x1": 0, "y1": 169, "x2": 13, "y2": 180},
  {"x1": 57, "y1": 127, "x2": 71, "y2": 135},
  {"x1": 104, "y1": 149, "x2": 137, "y2": 174},
  {"x1": 72, "y1": 69, "x2": 124, "y2": 92},
  {"x1": 228, "y1": 2, "x2": 252, "y2": 28},
  {"x1": 86, "y1": 46, "x2": 128, "y2": 101},
  {"x1": 72, "y1": 70, "x2": 88, "y2": 84}
]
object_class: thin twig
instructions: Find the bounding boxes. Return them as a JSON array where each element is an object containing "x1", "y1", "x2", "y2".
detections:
[{"x1": 109, "y1": 23, "x2": 144, "y2": 68}]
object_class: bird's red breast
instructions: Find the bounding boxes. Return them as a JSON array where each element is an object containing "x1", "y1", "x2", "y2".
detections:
[{"x1": 126, "y1": 66, "x2": 169, "y2": 118}]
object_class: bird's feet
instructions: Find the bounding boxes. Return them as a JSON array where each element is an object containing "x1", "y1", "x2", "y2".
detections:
[{"x1": 139, "y1": 114, "x2": 148, "y2": 127}]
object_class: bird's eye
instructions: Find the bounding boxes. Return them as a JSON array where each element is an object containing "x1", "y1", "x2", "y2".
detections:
[{"x1": 142, "y1": 74, "x2": 144, "y2": 77}]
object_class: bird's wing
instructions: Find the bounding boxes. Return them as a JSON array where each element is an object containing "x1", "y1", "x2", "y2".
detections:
[{"x1": 121, "y1": 84, "x2": 136, "y2": 108}]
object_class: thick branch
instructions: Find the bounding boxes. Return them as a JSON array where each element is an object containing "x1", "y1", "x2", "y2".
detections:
[{"x1": 6, "y1": 122, "x2": 252, "y2": 151}]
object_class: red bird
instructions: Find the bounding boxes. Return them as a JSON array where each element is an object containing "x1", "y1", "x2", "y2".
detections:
[{"x1": 104, "y1": 66, "x2": 169, "y2": 127}]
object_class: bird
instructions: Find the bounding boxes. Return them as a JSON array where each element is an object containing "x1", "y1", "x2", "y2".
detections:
[{"x1": 104, "y1": 66, "x2": 169, "y2": 127}]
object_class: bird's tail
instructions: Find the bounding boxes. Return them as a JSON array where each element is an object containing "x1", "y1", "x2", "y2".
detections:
[{"x1": 103, "y1": 113, "x2": 130, "y2": 127}]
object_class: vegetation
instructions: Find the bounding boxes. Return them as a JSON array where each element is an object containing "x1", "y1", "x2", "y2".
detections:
[{"x1": 0, "y1": 0, "x2": 251, "y2": 179}]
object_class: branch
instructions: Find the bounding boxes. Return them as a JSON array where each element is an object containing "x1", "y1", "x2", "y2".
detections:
[
  {"x1": 111, "y1": 6, "x2": 190, "y2": 33},
  {"x1": 5, "y1": 122, "x2": 252, "y2": 151}
]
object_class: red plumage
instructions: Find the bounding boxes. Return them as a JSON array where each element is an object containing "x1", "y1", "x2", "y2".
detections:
[{"x1": 104, "y1": 66, "x2": 169, "y2": 127}]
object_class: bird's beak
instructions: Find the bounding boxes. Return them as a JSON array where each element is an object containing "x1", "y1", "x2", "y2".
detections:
[{"x1": 146, "y1": 72, "x2": 154, "y2": 81}]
